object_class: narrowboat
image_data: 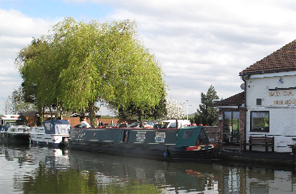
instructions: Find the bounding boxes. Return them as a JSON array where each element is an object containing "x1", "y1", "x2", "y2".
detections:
[
  {"x1": 0, "y1": 122, "x2": 30, "y2": 144},
  {"x1": 30, "y1": 119, "x2": 71, "y2": 147},
  {"x1": 69, "y1": 125, "x2": 216, "y2": 160}
]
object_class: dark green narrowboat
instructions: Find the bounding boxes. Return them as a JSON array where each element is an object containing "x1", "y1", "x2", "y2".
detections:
[{"x1": 69, "y1": 125, "x2": 215, "y2": 160}]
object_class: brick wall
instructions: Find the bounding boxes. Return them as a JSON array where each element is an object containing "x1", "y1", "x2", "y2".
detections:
[
  {"x1": 204, "y1": 126, "x2": 221, "y2": 145},
  {"x1": 64, "y1": 117, "x2": 137, "y2": 127}
]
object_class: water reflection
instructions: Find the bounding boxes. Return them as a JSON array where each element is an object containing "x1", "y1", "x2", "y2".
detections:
[
  {"x1": 68, "y1": 150, "x2": 218, "y2": 193},
  {"x1": 1, "y1": 144, "x2": 296, "y2": 193}
]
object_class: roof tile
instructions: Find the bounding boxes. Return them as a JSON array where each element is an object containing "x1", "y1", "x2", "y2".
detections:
[
  {"x1": 213, "y1": 92, "x2": 244, "y2": 107},
  {"x1": 240, "y1": 40, "x2": 296, "y2": 76}
]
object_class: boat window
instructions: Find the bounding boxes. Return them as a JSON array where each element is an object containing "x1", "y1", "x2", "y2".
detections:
[
  {"x1": 183, "y1": 129, "x2": 194, "y2": 139},
  {"x1": 44, "y1": 122, "x2": 51, "y2": 131},
  {"x1": 136, "y1": 132, "x2": 146, "y2": 142},
  {"x1": 197, "y1": 130, "x2": 209, "y2": 144},
  {"x1": 155, "y1": 132, "x2": 166, "y2": 143}
]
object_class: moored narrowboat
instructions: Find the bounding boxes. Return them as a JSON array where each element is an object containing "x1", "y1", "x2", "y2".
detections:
[{"x1": 69, "y1": 125, "x2": 215, "y2": 160}]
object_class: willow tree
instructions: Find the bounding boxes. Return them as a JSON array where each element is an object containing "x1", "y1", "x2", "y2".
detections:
[{"x1": 17, "y1": 18, "x2": 165, "y2": 125}]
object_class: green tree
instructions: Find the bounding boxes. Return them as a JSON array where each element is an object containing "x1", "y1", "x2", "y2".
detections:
[
  {"x1": 52, "y1": 18, "x2": 165, "y2": 125},
  {"x1": 16, "y1": 18, "x2": 166, "y2": 125},
  {"x1": 16, "y1": 38, "x2": 59, "y2": 119},
  {"x1": 194, "y1": 85, "x2": 219, "y2": 126},
  {"x1": 117, "y1": 88, "x2": 167, "y2": 121}
]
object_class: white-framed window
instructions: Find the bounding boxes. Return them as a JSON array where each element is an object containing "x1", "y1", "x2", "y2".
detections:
[
  {"x1": 250, "y1": 111, "x2": 269, "y2": 132},
  {"x1": 155, "y1": 132, "x2": 166, "y2": 143},
  {"x1": 136, "y1": 132, "x2": 146, "y2": 142}
]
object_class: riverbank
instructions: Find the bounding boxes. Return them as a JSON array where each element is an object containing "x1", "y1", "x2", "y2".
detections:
[{"x1": 218, "y1": 144, "x2": 296, "y2": 167}]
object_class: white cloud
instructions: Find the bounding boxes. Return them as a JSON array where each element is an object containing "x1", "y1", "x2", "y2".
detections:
[
  {"x1": 0, "y1": 8, "x2": 60, "y2": 114},
  {"x1": 2, "y1": 0, "x2": 296, "y2": 115},
  {"x1": 101, "y1": 0, "x2": 296, "y2": 114}
]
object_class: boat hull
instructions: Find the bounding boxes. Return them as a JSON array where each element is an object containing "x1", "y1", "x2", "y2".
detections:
[
  {"x1": 30, "y1": 133, "x2": 69, "y2": 148},
  {"x1": 69, "y1": 141, "x2": 214, "y2": 160},
  {"x1": 0, "y1": 132, "x2": 30, "y2": 144}
]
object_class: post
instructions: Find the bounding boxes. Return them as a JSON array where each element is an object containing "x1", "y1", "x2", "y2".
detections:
[
  {"x1": 249, "y1": 136, "x2": 252, "y2": 151},
  {"x1": 186, "y1": 100, "x2": 188, "y2": 120},
  {"x1": 265, "y1": 134, "x2": 268, "y2": 152}
]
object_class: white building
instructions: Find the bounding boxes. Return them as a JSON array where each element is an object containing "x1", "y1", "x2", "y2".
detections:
[{"x1": 240, "y1": 40, "x2": 296, "y2": 152}]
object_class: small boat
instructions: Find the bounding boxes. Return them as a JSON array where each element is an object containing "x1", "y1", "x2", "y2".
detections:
[
  {"x1": 0, "y1": 122, "x2": 30, "y2": 144},
  {"x1": 30, "y1": 119, "x2": 71, "y2": 147},
  {"x1": 69, "y1": 124, "x2": 216, "y2": 160}
]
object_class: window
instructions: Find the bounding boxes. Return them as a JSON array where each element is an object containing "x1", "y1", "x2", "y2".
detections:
[
  {"x1": 256, "y1": 98, "x2": 262, "y2": 106},
  {"x1": 183, "y1": 129, "x2": 194, "y2": 139},
  {"x1": 197, "y1": 129, "x2": 209, "y2": 144},
  {"x1": 250, "y1": 111, "x2": 269, "y2": 132},
  {"x1": 136, "y1": 132, "x2": 146, "y2": 142},
  {"x1": 155, "y1": 132, "x2": 166, "y2": 143}
]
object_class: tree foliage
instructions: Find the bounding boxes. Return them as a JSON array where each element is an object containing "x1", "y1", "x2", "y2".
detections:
[
  {"x1": 15, "y1": 38, "x2": 57, "y2": 117},
  {"x1": 117, "y1": 89, "x2": 167, "y2": 121},
  {"x1": 15, "y1": 18, "x2": 166, "y2": 125},
  {"x1": 4, "y1": 86, "x2": 36, "y2": 114},
  {"x1": 193, "y1": 85, "x2": 219, "y2": 126}
]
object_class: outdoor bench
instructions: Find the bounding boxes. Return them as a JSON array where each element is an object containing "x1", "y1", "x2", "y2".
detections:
[
  {"x1": 243, "y1": 136, "x2": 274, "y2": 152},
  {"x1": 287, "y1": 138, "x2": 296, "y2": 154}
]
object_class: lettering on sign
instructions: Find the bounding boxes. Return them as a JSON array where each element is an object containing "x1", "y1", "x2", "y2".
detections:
[
  {"x1": 284, "y1": 99, "x2": 296, "y2": 105},
  {"x1": 274, "y1": 100, "x2": 283, "y2": 105},
  {"x1": 283, "y1": 91, "x2": 293, "y2": 96},
  {"x1": 270, "y1": 90, "x2": 295, "y2": 105},
  {"x1": 269, "y1": 90, "x2": 294, "y2": 97},
  {"x1": 269, "y1": 91, "x2": 281, "y2": 97}
]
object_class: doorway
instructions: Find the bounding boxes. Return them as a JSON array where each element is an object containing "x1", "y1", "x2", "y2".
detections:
[{"x1": 223, "y1": 111, "x2": 240, "y2": 144}]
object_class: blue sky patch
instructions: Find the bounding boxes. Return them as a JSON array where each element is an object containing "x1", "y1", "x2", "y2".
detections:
[{"x1": 0, "y1": 0, "x2": 114, "y2": 20}]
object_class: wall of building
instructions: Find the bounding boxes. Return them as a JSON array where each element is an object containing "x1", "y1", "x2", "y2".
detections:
[{"x1": 245, "y1": 72, "x2": 296, "y2": 152}]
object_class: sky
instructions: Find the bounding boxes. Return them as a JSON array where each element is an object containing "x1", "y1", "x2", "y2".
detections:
[{"x1": 1, "y1": 0, "x2": 296, "y2": 116}]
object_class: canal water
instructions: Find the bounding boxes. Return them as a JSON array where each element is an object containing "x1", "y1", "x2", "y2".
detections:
[{"x1": 1, "y1": 144, "x2": 296, "y2": 194}]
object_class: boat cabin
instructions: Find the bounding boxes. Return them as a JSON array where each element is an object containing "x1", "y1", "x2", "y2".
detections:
[
  {"x1": 43, "y1": 119, "x2": 71, "y2": 135},
  {"x1": 0, "y1": 115, "x2": 20, "y2": 127}
]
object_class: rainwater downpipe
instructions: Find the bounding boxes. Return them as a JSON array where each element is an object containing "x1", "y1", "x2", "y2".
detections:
[{"x1": 242, "y1": 75, "x2": 249, "y2": 146}]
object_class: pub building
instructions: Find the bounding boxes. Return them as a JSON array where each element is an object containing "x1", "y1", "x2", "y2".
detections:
[{"x1": 215, "y1": 40, "x2": 296, "y2": 152}]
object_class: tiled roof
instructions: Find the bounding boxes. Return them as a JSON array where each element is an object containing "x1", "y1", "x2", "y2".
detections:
[
  {"x1": 213, "y1": 92, "x2": 244, "y2": 107},
  {"x1": 240, "y1": 40, "x2": 296, "y2": 76}
]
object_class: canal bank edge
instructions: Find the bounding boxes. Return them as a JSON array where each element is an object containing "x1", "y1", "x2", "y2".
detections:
[{"x1": 216, "y1": 147, "x2": 296, "y2": 167}]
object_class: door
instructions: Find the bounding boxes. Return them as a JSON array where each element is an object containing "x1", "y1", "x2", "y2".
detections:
[{"x1": 223, "y1": 111, "x2": 240, "y2": 144}]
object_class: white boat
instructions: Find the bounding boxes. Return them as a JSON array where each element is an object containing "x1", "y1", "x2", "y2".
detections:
[
  {"x1": 30, "y1": 120, "x2": 71, "y2": 147},
  {"x1": 0, "y1": 122, "x2": 31, "y2": 144}
]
